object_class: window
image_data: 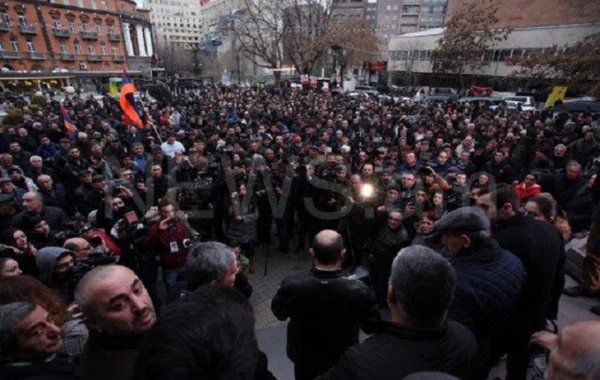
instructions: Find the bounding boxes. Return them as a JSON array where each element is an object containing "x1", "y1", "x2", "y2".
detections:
[
  {"x1": 1, "y1": 13, "x2": 9, "y2": 23},
  {"x1": 91, "y1": 0, "x2": 97, "y2": 9},
  {"x1": 88, "y1": 45, "x2": 96, "y2": 55},
  {"x1": 53, "y1": 19, "x2": 62, "y2": 28},
  {"x1": 100, "y1": 44, "x2": 107, "y2": 55},
  {"x1": 0, "y1": 41, "x2": 5, "y2": 51},
  {"x1": 74, "y1": 43, "x2": 82, "y2": 54},
  {"x1": 77, "y1": 0, "x2": 83, "y2": 7},
  {"x1": 96, "y1": 25, "x2": 103, "y2": 35},
  {"x1": 112, "y1": 46, "x2": 118, "y2": 55},
  {"x1": 59, "y1": 42, "x2": 68, "y2": 53},
  {"x1": 108, "y1": 26, "x2": 115, "y2": 34},
  {"x1": 18, "y1": 15, "x2": 26, "y2": 25},
  {"x1": 82, "y1": 23, "x2": 90, "y2": 32},
  {"x1": 11, "y1": 40, "x2": 18, "y2": 51},
  {"x1": 69, "y1": 22, "x2": 77, "y2": 32},
  {"x1": 26, "y1": 41, "x2": 36, "y2": 52},
  {"x1": 62, "y1": 0, "x2": 70, "y2": 4}
]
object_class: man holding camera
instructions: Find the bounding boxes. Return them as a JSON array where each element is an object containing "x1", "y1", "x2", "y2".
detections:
[{"x1": 145, "y1": 199, "x2": 191, "y2": 291}]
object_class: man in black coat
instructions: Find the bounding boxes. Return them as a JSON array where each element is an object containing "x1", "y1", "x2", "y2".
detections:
[
  {"x1": 75, "y1": 265, "x2": 156, "y2": 380},
  {"x1": 271, "y1": 230, "x2": 378, "y2": 380},
  {"x1": 435, "y1": 206, "x2": 527, "y2": 379},
  {"x1": 11, "y1": 191, "x2": 68, "y2": 231},
  {"x1": 370, "y1": 209, "x2": 411, "y2": 306},
  {"x1": 477, "y1": 184, "x2": 565, "y2": 380},
  {"x1": 316, "y1": 246, "x2": 478, "y2": 380}
]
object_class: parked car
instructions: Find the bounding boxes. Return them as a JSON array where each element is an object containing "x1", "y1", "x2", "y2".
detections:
[
  {"x1": 423, "y1": 93, "x2": 459, "y2": 104},
  {"x1": 505, "y1": 95, "x2": 536, "y2": 111}
]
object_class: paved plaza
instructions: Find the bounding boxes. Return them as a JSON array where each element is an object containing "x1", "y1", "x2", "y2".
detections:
[{"x1": 248, "y1": 243, "x2": 600, "y2": 380}]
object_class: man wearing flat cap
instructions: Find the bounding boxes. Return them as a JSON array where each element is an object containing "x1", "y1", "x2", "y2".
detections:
[{"x1": 435, "y1": 206, "x2": 526, "y2": 378}]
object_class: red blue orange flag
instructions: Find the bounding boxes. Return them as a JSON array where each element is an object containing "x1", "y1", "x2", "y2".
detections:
[
  {"x1": 60, "y1": 105, "x2": 78, "y2": 135},
  {"x1": 120, "y1": 69, "x2": 144, "y2": 129}
]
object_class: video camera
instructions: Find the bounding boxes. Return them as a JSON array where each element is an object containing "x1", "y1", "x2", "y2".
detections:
[{"x1": 66, "y1": 249, "x2": 119, "y2": 298}]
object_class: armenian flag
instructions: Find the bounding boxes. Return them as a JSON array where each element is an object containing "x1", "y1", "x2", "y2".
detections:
[
  {"x1": 120, "y1": 69, "x2": 144, "y2": 129},
  {"x1": 60, "y1": 105, "x2": 78, "y2": 135}
]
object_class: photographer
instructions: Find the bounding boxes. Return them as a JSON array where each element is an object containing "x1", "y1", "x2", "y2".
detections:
[{"x1": 145, "y1": 200, "x2": 191, "y2": 291}]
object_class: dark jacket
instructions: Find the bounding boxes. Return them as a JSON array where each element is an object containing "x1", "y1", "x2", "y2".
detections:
[
  {"x1": 271, "y1": 268, "x2": 378, "y2": 372},
  {"x1": 145, "y1": 219, "x2": 190, "y2": 269},
  {"x1": 81, "y1": 331, "x2": 143, "y2": 380},
  {"x1": 316, "y1": 320, "x2": 478, "y2": 380},
  {"x1": 0, "y1": 353, "x2": 80, "y2": 380},
  {"x1": 226, "y1": 194, "x2": 258, "y2": 244},
  {"x1": 11, "y1": 206, "x2": 69, "y2": 231},
  {"x1": 448, "y1": 238, "x2": 526, "y2": 364},
  {"x1": 493, "y1": 212, "x2": 565, "y2": 338}
]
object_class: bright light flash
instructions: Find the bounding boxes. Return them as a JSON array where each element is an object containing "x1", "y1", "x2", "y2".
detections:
[{"x1": 360, "y1": 183, "x2": 374, "y2": 199}]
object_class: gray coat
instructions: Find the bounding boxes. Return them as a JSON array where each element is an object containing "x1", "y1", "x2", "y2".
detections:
[{"x1": 226, "y1": 195, "x2": 258, "y2": 244}]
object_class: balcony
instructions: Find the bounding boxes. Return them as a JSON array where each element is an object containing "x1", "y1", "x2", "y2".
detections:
[
  {"x1": 0, "y1": 50, "x2": 20, "y2": 59},
  {"x1": 0, "y1": 21, "x2": 10, "y2": 32},
  {"x1": 403, "y1": 0, "x2": 421, "y2": 4},
  {"x1": 19, "y1": 24, "x2": 37, "y2": 34},
  {"x1": 28, "y1": 51, "x2": 45, "y2": 60},
  {"x1": 53, "y1": 28, "x2": 70, "y2": 38},
  {"x1": 81, "y1": 31, "x2": 98, "y2": 40},
  {"x1": 60, "y1": 52, "x2": 75, "y2": 61},
  {"x1": 88, "y1": 54, "x2": 102, "y2": 61},
  {"x1": 107, "y1": 33, "x2": 121, "y2": 42},
  {"x1": 113, "y1": 55, "x2": 125, "y2": 62}
]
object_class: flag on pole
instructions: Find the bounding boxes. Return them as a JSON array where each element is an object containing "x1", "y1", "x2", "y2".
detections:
[
  {"x1": 60, "y1": 105, "x2": 78, "y2": 135},
  {"x1": 120, "y1": 69, "x2": 144, "y2": 129}
]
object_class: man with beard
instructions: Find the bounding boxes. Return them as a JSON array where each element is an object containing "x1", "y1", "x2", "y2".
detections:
[{"x1": 75, "y1": 265, "x2": 156, "y2": 380}]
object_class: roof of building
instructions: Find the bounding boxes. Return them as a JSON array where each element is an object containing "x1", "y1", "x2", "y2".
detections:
[{"x1": 398, "y1": 28, "x2": 445, "y2": 38}]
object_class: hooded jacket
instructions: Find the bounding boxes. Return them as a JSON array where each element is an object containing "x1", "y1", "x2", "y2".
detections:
[{"x1": 36, "y1": 247, "x2": 72, "y2": 287}]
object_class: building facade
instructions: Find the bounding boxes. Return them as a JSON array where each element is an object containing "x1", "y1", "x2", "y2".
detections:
[
  {"x1": 388, "y1": 0, "x2": 600, "y2": 82},
  {"x1": 146, "y1": 0, "x2": 205, "y2": 50},
  {"x1": 376, "y1": 0, "x2": 448, "y2": 48},
  {"x1": 0, "y1": 0, "x2": 154, "y2": 76},
  {"x1": 332, "y1": 0, "x2": 367, "y2": 22}
]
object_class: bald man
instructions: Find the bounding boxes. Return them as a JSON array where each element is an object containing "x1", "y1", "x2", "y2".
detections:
[
  {"x1": 271, "y1": 230, "x2": 378, "y2": 380},
  {"x1": 75, "y1": 265, "x2": 156, "y2": 380},
  {"x1": 531, "y1": 321, "x2": 600, "y2": 379}
]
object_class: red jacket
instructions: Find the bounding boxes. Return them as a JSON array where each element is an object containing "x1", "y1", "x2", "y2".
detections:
[
  {"x1": 514, "y1": 183, "x2": 541, "y2": 200},
  {"x1": 146, "y1": 220, "x2": 190, "y2": 269}
]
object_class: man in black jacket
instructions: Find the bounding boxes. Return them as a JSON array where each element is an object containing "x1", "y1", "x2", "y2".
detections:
[
  {"x1": 271, "y1": 229, "x2": 378, "y2": 380},
  {"x1": 75, "y1": 265, "x2": 156, "y2": 380},
  {"x1": 11, "y1": 191, "x2": 68, "y2": 231},
  {"x1": 316, "y1": 245, "x2": 478, "y2": 380},
  {"x1": 477, "y1": 184, "x2": 565, "y2": 380},
  {"x1": 435, "y1": 206, "x2": 527, "y2": 379}
]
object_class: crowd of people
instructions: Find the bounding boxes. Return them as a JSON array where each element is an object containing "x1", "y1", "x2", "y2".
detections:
[{"x1": 0, "y1": 84, "x2": 600, "y2": 379}]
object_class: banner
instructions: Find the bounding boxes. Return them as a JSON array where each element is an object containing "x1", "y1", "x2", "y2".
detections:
[
  {"x1": 309, "y1": 76, "x2": 317, "y2": 88},
  {"x1": 545, "y1": 86, "x2": 568, "y2": 107}
]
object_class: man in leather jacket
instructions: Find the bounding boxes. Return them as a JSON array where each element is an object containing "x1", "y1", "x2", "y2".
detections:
[{"x1": 271, "y1": 230, "x2": 378, "y2": 380}]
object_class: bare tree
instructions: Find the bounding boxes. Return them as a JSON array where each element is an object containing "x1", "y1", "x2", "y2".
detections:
[
  {"x1": 508, "y1": 32, "x2": 600, "y2": 96},
  {"x1": 432, "y1": 0, "x2": 510, "y2": 90},
  {"x1": 155, "y1": 43, "x2": 194, "y2": 76},
  {"x1": 233, "y1": 0, "x2": 286, "y2": 83},
  {"x1": 328, "y1": 18, "x2": 380, "y2": 82},
  {"x1": 282, "y1": 0, "x2": 336, "y2": 75}
]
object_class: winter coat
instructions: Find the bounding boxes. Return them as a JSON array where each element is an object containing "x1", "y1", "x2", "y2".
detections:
[
  {"x1": 493, "y1": 213, "x2": 565, "y2": 337},
  {"x1": 514, "y1": 182, "x2": 541, "y2": 201},
  {"x1": 271, "y1": 268, "x2": 378, "y2": 373},
  {"x1": 146, "y1": 219, "x2": 190, "y2": 269},
  {"x1": 226, "y1": 194, "x2": 258, "y2": 244},
  {"x1": 81, "y1": 331, "x2": 143, "y2": 380},
  {"x1": 448, "y1": 238, "x2": 526, "y2": 364},
  {"x1": 36, "y1": 247, "x2": 72, "y2": 287},
  {"x1": 11, "y1": 206, "x2": 69, "y2": 231},
  {"x1": 316, "y1": 320, "x2": 478, "y2": 380}
]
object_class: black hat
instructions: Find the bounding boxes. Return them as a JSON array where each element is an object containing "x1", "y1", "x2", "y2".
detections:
[
  {"x1": 420, "y1": 139, "x2": 430, "y2": 144},
  {"x1": 92, "y1": 175, "x2": 105, "y2": 182},
  {"x1": 78, "y1": 170, "x2": 91, "y2": 176},
  {"x1": 59, "y1": 138, "x2": 71, "y2": 144},
  {"x1": 385, "y1": 183, "x2": 400, "y2": 192},
  {"x1": 434, "y1": 206, "x2": 490, "y2": 232},
  {"x1": 383, "y1": 160, "x2": 397, "y2": 167},
  {"x1": 0, "y1": 177, "x2": 11, "y2": 184},
  {"x1": 309, "y1": 145, "x2": 320, "y2": 151}
]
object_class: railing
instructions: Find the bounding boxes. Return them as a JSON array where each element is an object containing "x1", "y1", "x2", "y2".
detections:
[
  {"x1": 88, "y1": 54, "x2": 103, "y2": 61},
  {"x1": 53, "y1": 28, "x2": 70, "y2": 37},
  {"x1": 60, "y1": 52, "x2": 75, "y2": 61},
  {"x1": 0, "y1": 50, "x2": 20, "y2": 59},
  {"x1": 0, "y1": 21, "x2": 10, "y2": 31},
  {"x1": 19, "y1": 24, "x2": 37, "y2": 34},
  {"x1": 403, "y1": 0, "x2": 421, "y2": 5},
  {"x1": 113, "y1": 55, "x2": 125, "y2": 62},
  {"x1": 107, "y1": 33, "x2": 121, "y2": 41},
  {"x1": 81, "y1": 31, "x2": 98, "y2": 40},
  {"x1": 28, "y1": 51, "x2": 45, "y2": 60}
]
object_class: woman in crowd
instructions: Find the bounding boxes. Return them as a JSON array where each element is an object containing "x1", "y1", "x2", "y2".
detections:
[
  {"x1": 0, "y1": 256, "x2": 22, "y2": 278},
  {"x1": 227, "y1": 182, "x2": 259, "y2": 274},
  {"x1": 411, "y1": 211, "x2": 444, "y2": 252},
  {"x1": 1, "y1": 228, "x2": 39, "y2": 277},
  {"x1": 525, "y1": 194, "x2": 572, "y2": 242}
]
